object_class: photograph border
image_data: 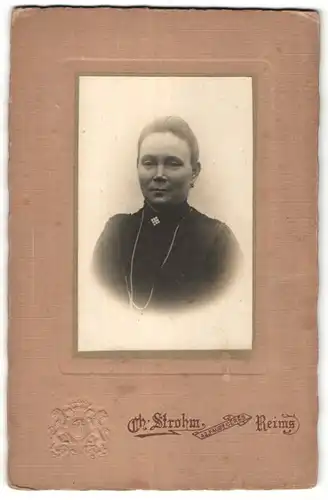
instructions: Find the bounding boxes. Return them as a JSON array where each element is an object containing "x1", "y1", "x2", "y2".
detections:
[{"x1": 74, "y1": 71, "x2": 256, "y2": 358}]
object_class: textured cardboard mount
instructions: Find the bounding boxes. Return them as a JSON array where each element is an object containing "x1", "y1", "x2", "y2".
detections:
[{"x1": 8, "y1": 7, "x2": 319, "y2": 490}]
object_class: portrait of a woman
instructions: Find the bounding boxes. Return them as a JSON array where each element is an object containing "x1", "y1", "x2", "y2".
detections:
[{"x1": 93, "y1": 116, "x2": 241, "y2": 311}]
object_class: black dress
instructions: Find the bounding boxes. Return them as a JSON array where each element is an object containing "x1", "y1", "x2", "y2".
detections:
[{"x1": 93, "y1": 201, "x2": 241, "y2": 310}]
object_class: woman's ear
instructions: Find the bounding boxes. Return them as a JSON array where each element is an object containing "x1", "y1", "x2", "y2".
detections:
[
  {"x1": 190, "y1": 162, "x2": 201, "y2": 188},
  {"x1": 192, "y1": 161, "x2": 201, "y2": 181}
]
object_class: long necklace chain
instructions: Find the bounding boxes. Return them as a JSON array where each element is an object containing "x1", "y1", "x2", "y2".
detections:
[{"x1": 126, "y1": 209, "x2": 181, "y2": 311}]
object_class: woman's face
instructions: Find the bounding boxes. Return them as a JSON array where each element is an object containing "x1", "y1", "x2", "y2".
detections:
[{"x1": 137, "y1": 132, "x2": 198, "y2": 207}]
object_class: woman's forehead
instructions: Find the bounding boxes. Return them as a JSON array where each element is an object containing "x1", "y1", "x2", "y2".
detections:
[{"x1": 139, "y1": 132, "x2": 191, "y2": 159}]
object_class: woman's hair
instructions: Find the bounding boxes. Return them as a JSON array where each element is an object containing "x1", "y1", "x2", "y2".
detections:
[{"x1": 137, "y1": 116, "x2": 200, "y2": 166}]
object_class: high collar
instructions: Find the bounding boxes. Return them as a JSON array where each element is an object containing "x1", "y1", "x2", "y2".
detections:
[{"x1": 142, "y1": 199, "x2": 191, "y2": 225}]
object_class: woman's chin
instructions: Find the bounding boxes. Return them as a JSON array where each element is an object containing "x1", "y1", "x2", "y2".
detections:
[{"x1": 147, "y1": 194, "x2": 172, "y2": 206}]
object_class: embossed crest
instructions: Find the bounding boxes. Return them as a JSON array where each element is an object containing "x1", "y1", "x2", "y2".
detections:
[{"x1": 48, "y1": 400, "x2": 110, "y2": 458}]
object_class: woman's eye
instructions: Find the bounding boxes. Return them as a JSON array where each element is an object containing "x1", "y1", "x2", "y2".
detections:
[
  {"x1": 167, "y1": 160, "x2": 183, "y2": 167},
  {"x1": 142, "y1": 159, "x2": 155, "y2": 166}
]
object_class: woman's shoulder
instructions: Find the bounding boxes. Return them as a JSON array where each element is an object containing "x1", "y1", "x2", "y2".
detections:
[
  {"x1": 103, "y1": 212, "x2": 130, "y2": 227},
  {"x1": 94, "y1": 210, "x2": 141, "y2": 265},
  {"x1": 190, "y1": 208, "x2": 242, "y2": 282},
  {"x1": 190, "y1": 207, "x2": 234, "y2": 235},
  {"x1": 189, "y1": 207, "x2": 241, "y2": 258},
  {"x1": 101, "y1": 209, "x2": 142, "y2": 234}
]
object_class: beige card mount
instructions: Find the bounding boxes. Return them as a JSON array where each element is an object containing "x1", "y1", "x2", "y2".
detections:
[{"x1": 8, "y1": 7, "x2": 319, "y2": 490}]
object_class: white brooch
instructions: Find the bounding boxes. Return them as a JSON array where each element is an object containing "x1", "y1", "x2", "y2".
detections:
[{"x1": 150, "y1": 216, "x2": 160, "y2": 226}]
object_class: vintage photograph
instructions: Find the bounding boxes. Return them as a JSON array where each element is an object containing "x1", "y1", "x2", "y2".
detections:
[{"x1": 77, "y1": 76, "x2": 253, "y2": 351}]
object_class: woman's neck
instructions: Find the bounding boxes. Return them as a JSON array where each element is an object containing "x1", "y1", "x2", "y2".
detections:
[
  {"x1": 144, "y1": 199, "x2": 188, "y2": 213},
  {"x1": 143, "y1": 199, "x2": 190, "y2": 223}
]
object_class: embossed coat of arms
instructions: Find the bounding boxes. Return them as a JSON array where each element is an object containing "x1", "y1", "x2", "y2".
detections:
[{"x1": 48, "y1": 400, "x2": 110, "y2": 458}]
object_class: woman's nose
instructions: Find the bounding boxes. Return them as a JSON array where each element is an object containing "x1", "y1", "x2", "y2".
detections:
[{"x1": 153, "y1": 163, "x2": 166, "y2": 179}]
